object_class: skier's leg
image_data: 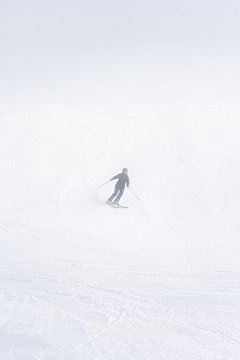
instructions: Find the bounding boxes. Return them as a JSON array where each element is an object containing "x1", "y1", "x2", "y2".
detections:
[
  {"x1": 107, "y1": 185, "x2": 119, "y2": 202},
  {"x1": 114, "y1": 187, "x2": 124, "y2": 202}
]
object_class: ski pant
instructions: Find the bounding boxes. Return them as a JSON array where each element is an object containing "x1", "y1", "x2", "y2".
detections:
[{"x1": 108, "y1": 185, "x2": 125, "y2": 203}]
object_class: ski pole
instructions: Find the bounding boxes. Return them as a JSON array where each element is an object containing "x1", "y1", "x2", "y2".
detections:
[
  {"x1": 128, "y1": 187, "x2": 141, "y2": 201},
  {"x1": 99, "y1": 180, "x2": 110, "y2": 188}
]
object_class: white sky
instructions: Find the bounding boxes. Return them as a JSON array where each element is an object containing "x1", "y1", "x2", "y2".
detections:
[{"x1": 1, "y1": 0, "x2": 240, "y2": 104}]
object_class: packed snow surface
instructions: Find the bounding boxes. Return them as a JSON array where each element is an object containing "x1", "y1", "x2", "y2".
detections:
[{"x1": 1, "y1": 103, "x2": 240, "y2": 359}]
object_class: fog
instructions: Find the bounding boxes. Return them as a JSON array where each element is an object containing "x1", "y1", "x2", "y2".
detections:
[
  {"x1": 1, "y1": 0, "x2": 240, "y2": 104},
  {"x1": 1, "y1": 2, "x2": 240, "y2": 359}
]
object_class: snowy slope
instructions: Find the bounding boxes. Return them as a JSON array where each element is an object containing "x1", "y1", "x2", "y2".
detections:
[{"x1": 1, "y1": 102, "x2": 240, "y2": 359}]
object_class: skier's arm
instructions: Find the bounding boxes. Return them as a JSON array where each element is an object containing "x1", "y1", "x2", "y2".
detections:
[
  {"x1": 126, "y1": 176, "x2": 130, "y2": 187},
  {"x1": 110, "y1": 174, "x2": 121, "y2": 181}
]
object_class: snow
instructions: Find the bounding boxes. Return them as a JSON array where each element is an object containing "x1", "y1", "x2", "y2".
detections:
[{"x1": 1, "y1": 101, "x2": 240, "y2": 359}]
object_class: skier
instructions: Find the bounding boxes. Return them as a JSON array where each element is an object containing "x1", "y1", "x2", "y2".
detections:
[{"x1": 106, "y1": 168, "x2": 130, "y2": 205}]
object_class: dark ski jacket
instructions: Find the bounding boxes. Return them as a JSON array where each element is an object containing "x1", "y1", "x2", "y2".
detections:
[{"x1": 111, "y1": 173, "x2": 130, "y2": 188}]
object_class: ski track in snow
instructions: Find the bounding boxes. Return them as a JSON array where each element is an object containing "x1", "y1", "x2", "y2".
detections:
[{"x1": 1, "y1": 104, "x2": 240, "y2": 359}]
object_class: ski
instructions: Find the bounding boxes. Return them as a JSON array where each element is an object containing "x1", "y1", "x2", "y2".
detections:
[
  {"x1": 117, "y1": 204, "x2": 128, "y2": 208},
  {"x1": 106, "y1": 202, "x2": 119, "y2": 208},
  {"x1": 106, "y1": 202, "x2": 128, "y2": 209}
]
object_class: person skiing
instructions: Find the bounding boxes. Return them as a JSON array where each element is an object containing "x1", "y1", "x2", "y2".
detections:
[{"x1": 107, "y1": 168, "x2": 130, "y2": 205}]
